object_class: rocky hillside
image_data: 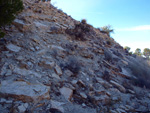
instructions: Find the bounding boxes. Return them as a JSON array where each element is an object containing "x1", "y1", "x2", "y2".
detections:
[{"x1": 0, "y1": 0, "x2": 150, "y2": 113}]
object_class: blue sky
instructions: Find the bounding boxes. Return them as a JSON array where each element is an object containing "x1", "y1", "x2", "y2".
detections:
[{"x1": 52, "y1": 0, "x2": 150, "y2": 52}]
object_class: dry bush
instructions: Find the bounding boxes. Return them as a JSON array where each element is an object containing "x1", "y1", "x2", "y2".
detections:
[
  {"x1": 128, "y1": 57, "x2": 150, "y2": 89},
  {"x1": 65, "y1": 19, "x2": 91, "y2": 41}
]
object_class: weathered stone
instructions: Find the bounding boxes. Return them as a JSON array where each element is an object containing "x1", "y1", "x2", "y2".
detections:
[
  {"x1": 77, "y1": 79, "x2": 86, "y2": 87},
  {"x1": 54, "y1": 65, "x2": 62, "y2": 76},
  {"x1": 38, "y1": 60, "x2": 55, "y2": 69},
  {"x1": 16, "y1": 56, "x2": 24, "y2": 61},
  {"x1": 71, "y1": 80, "x2": 78, "y2": 85},
  {"x1": 0, "y1": 80, "x2": 50, "y2": 102},
  {"x1": 13, "y1": 67, "x2": 42, "y2": 78},
  {"x1": 18, "y1": 103, "x2": 28, "y2": 113},
  {"x1": 64, "y1": 69, "x2": 73, "y2": 77},
  {"x1": 6, "y1": 43, "x2": 21, "y2": 52},
  {"x1": 59, "y1": 87, "x2": 73, "y2": 101},
  {"x1": 94, "y1": 95, "x2": 111, "y2": 105},
  {"x1": 51, "y1": 73, "x2": 61, "y2": 79},
  {"x1": 110, "y1": 80, "x2": 126, "y2": 93},
  {"x1": 80, "y1": 92, "x2": 87, "y2": 99},
  {"x1": 50, "y1": 100, "x2": 65, "y2": 113}
]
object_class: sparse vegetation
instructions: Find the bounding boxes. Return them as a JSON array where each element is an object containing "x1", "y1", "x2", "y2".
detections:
[
  {"x1": 65, "y1": 19, "x2": 91, "y2": 41},
  {"x1": 124, "y1": 46, "x2": 131, "y2": 52},
  {"x1": 134, "y1": 48, "x2": 142, "y2": 56},
  {"x1": 60, "y1": 57, "x2": 81, "y2": 75},
  {"x1": 100, "y1": 25, "x2": 114, "y2": 37},
  {"x1": 143, "y1": 48, "x2": 150, "y2": 59},
  {"x1": 128, "y1": 57, "x2": 150, "y2": 89},
  {"x1": 0, "y1": 0, "x2": 23, "y2": 38}
]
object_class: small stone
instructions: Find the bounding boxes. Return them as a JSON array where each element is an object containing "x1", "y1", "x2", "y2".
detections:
[
  {"x1": 128, "y1": 89, "x2": 135, "y2": 94},
  {"x1": 77, "y1": 79, "x2": 86, "y2": 87},
  {"x1": 71, "y1": 80, "x2": 78, "y2": 85},
  {"x1": 6, "y1": 43, "x2": 21, "y2": 52},
  {"x1": 51, "y1": 73, "x2": 61, "y2": 79},
  {"x1": 64, "y1": 69, "x2": 73, "y2": 77},
  {"x1": 16, "y1": 56, "x2": 24, "y2": 61},
  {"x1": 60, "y1": 87, "x2": 73, "y2": 101},
  {"x1": 39, "y1": 60, "x2": 55, "y2": 69},
  {"x1": 55, "y1": 65, "x2": 62, "y2": 76},
  {"x1": 82, "y1": 103, "x2": 86, "y2": 107},
  {"x1": 50, "y1": 100, "x2": 65, "y2": 113},
  {"x1": 18, "y1": 103, "x2": 28, "y2": 113},
  {"x1": 80, "y1": 92, "x2": 87, "y2": 99}
]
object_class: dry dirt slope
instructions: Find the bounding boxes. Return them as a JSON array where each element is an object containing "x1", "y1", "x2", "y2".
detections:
[{"x1": 0, "y1": 0, "x2": 150, "y2": 113}]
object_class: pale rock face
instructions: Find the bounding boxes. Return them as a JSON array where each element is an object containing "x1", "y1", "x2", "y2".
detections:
[
  {"x1": 0, "y1": 80, "x2": 50, "y2": 102},
  {"x1": 38, "y1": 60, "x2": 55, "y2": 69},
  {"x1": 13, "y1": 67, "x2": 42, "y2": 78},
  {"x1": 6, "y1": 43, "x2": 21, "y2": 52},
  {"x1": 0, "y1": 0, "x2": 150, "y2": 112},
  {"x1": 18, "y1": 103, "x2": 28, "y2": 113},
  {"x1": 50, "y1": 100, "x2": 65, "y2": 113},
  {"x1": 59, "y1": 87, "x2": 73, "y2": 101}
]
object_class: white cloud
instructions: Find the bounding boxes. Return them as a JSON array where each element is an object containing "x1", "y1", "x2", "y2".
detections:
[{"x1": 117, "y1": 25, "x2": 150, "y2": 31}]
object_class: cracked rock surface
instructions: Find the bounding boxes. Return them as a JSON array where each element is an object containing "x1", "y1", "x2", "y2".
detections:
[{"x1": 0, "y1": 0, "x2": 150, "y2": 113}]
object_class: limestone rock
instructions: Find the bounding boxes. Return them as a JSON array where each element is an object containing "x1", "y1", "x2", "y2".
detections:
[
  {"x1": 50, "y1": 100, "x2": 65, "y2": 113},
  {"x1": 110, "y1": 80, "x2": 126, "y2": 93},
  {"x1": 0, "y1": 80, "x2": 50, "y2": 102},
  {"x1": 59, "y1": 87, "x2": 73, "y2": 101},
  {"x1": 18, "y1": 103, "x2": 28, "y2": 113},
  {"x1": 38, "y1": 60, "x2": 55, "y2": 69},
  {"x1": 51, "y1": 73, "x2": 61, "y2": 79},
  {"x1": 80, "y1": 92, "x2": 87, "y2": 99},
  {"x1": 13, "y1": 67, "x2": 42, "y2": 78},
  {"x1": 6, "y1": 43, "x2": 21, "y2": 52}
]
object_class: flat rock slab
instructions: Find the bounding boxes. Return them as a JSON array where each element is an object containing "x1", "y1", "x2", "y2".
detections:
[
  {"x1": 6, "y1": 44, "x2": 21, "y2": 52},
  {"x1": 13, "y1": 67, "x2": 42, "y2": 78},
  {"x1": 60, "y1": 87, "x2": 73, "y2": 101},
  {"x1": 110, "y1": 80, "x2": 126, "y2": 93},
  {"x1": 0, "y1": 80, "x2": 50, "y2": 102}
]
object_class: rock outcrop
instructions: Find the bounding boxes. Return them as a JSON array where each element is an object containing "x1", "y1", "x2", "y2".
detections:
[{"x1": 0, "y1": 0, "x2": 150, "y2": 113}]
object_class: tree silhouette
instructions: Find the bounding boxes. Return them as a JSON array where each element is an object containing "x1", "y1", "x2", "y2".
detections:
[
  {"x1": 134, "y1": 48, "x2": 142, "y2": 56},
  {"x1": 100, "y1": 25, "x2": 114, "y2": 37},
  {"x1": 143, "y1": 48, "x2": 150, "y2": 59}
]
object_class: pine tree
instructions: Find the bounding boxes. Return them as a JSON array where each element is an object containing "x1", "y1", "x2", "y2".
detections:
[{"x1": 0, "y1": 0, "x2": 23, "y2": 38}]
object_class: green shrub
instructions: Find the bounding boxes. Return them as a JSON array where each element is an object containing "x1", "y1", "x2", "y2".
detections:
[
  {"x1": 0, "y1": 0, "x2": 23, "y2": 38},
  {"x1": 128, "y1": 57, "x2": 150, "y2": 89}
]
